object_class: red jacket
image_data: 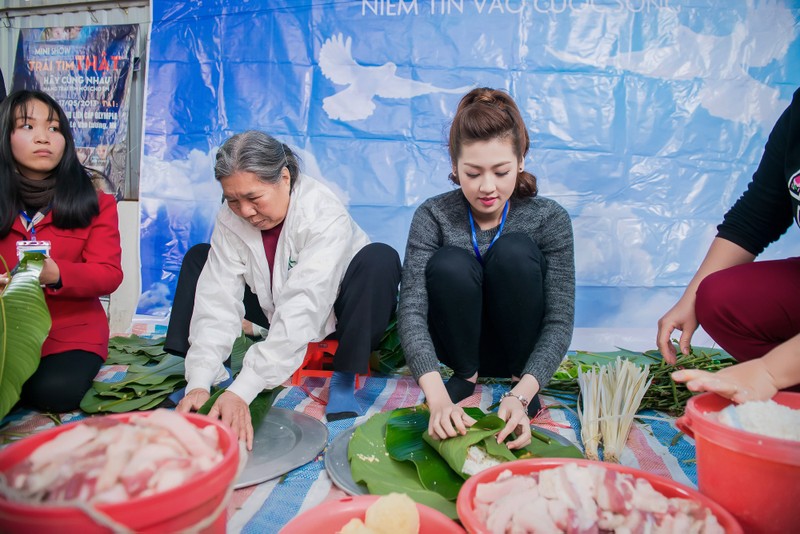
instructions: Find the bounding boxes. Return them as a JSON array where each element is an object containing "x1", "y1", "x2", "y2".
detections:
[{"x1": 0, "y1": 192, "x2": 123, "y2": 360}]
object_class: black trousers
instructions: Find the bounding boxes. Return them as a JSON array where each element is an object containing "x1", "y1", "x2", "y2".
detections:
[
  {"x1": 426, "y1": 233, "x2": 546, "y2": 379},
  {"x1": 164, "y1": 242, "x2": 401, "y2": 374},
  {"x1": 21, "y1": 350, "x2": 103, "y2": 412}
]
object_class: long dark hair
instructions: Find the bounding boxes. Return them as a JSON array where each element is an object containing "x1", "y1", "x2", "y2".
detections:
[
  {"x1": 448, "y1": 87, "x2": 538, "y2": 198},
  {"x1": 0, "y1": 90, "x2": 99, "y2": 237}
]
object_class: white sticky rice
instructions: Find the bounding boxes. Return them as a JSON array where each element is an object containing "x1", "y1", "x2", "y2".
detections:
[{"x1": 718, "y1": 399, "x2": 800, "y2": 441}]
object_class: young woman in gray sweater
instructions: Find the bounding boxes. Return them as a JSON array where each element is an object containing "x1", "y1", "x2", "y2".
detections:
[{"x1": 398, "y1": 88, "x2": 575, "y2": 449}]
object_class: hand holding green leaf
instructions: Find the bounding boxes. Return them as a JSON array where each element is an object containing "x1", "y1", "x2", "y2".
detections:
[{"x1": 0, "y1": 253, "x2": 52, "y2": 420}]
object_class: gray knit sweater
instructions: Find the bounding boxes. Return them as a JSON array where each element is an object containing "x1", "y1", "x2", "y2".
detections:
[{"x1": 398, "y1": 189, "x2": 575, "y2": 389}]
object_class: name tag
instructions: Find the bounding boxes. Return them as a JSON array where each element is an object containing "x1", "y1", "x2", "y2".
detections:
[{"x1": 16, "y1": 240, "x2": 51, "y2": 261}]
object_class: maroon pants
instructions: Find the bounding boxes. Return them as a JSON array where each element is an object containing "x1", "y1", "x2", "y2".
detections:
[{"x1": 696, "y1": 257, "x2": 800, "y2": 374}]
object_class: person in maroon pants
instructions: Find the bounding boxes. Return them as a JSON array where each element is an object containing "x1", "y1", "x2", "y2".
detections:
[{"x1": 657, "y1": 87, "x2": 800, "y2": 403}]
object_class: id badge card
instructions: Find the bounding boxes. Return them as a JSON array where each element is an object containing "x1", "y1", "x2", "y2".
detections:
[{"x1": 16, "y1": 240, "x2": 51, "y2": 261}]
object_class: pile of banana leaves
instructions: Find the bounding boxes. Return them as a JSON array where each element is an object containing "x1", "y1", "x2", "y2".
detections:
[
  {"x1": 80, "y1": 333, "x2": 255, "y2": 413},
  {"x1": 542, "y1": 346, "x2": 734, "y2": 416},
  {"x1": 0, "y1": 253, "x2": 51, "y2": 421},
  {"x1": 348, "y1": 405, "x2": 583, "y2": 518}
]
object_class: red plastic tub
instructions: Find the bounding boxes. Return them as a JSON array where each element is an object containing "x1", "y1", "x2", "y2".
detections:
[
  {"x1": 676, "y1": 391, "x2": 800, "y2": 534},
  {"x1": 457, "y1": 458, "x2": 743, "y2": 533},
  {"x1": 0, "y1": 411, "x2": 239, "y2": 534},
  {"x1": 280, "y1": 494, "x2": 465, "y2": 533}
]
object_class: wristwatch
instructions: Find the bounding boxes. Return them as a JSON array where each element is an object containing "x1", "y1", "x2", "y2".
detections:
[{"x1": 500, "y1": 391, "x2": 529, "y2": 408}]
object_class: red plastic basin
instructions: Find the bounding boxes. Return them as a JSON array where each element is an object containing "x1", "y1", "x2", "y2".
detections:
[
  {"x1": 676, "y1": 391, "x2": 800, "y2": 534},
  {"x1": 0, "y1": 412, "x2": 239, "y2": 534},
  {"x1": 457, "y1": 458, "x2": 743, "y2": 533}
]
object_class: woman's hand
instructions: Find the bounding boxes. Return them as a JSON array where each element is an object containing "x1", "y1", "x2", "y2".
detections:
[
  {"x1": 177, "y1": 388, "x2": 254, "y2": 450},
  {"x1": 0, "y1": 273, "x2": 8, "y2": 290},
  {"x1": 656, "y1": 296, "x2": 698, "y2": 364},
  {"x1": 40, "y1": 257, "x2": 61, "y2": 286},
  {"x1": 207, "y1": 391, "x2": 254, "y2": 451},
  {"x1": 418, "y1": 371, "x2": 476, "y2": 440},
  {"x1": 176, "y1": 387, "x2": 211, "y2": 413},
  {"x1": 672, "y1": 359, "x2": 778, "y2": 404},
  {"x1": 496, "y1": 396, "x2": 531, "y2": 449},
  {"x1": 427, "y1": 398, "x2": 477, "y2": 440}
]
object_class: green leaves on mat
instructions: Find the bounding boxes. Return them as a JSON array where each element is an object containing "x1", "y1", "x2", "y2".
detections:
[
  {"x1": 82, "y1": 331, "x2": 258, "y2": 414},
  {"x1": 370, "y1": 316, "x2": 406, "y2": 375},
  {"x1": 0, "y1": 253, "x2": 51, "y2": 421},
  {"x1": 80, "y1": 353, "x2": 186, "y2": 413},
  {"x1": 349, "y1": 409, "x2": 458, "y2": 519}
]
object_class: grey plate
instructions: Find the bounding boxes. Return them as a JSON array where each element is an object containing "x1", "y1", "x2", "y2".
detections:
[
  {"x1": 324, "y1": 423, "x2": 577, "y2": 496},
  {"x1": 324, "y1": 425, "x2": 368, "y2": 495},
  {"x1": 235, "y1": 407, "x2": 329, "y2": 489}
]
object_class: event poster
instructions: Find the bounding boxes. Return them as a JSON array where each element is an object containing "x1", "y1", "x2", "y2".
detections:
[
  {"x1": 12, "y1": 24, "x2": 138, "y2": 200},
  {"x1": 138, "y1": 0, "x2": 800, "y2": 327}
]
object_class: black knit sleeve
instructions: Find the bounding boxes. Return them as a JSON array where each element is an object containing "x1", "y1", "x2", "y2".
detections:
[{"x1": 716, "y1": 91, "x2": 798, "y2": 255}]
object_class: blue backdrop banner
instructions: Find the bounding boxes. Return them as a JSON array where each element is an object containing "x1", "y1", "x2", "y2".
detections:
[{"x1": 138, "y1": 0, "x2": 800, "y2": 330}]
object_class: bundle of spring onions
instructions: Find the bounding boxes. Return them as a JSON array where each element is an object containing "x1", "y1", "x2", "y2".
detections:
[
  {"x1": 577, "y1": 358, "x2": 652, "y2": 463},
  {"x1": 543, "y1": 346, "x2": 734, "y2": 416}
]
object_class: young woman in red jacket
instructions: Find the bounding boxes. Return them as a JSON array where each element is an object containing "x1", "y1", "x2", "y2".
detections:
[{"x1": 0, "y1": 90, "x2": 123, "y2": 412}]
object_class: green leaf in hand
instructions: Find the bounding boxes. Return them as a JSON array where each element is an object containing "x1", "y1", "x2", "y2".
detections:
[
  {"x1": 385, "y1": 407, "x2": 463, "y2": 500},
  {"x1": 0, "y1": 253, "x2": 51, "y2": 420},
  {"x1": 421, "y1": 414, "x2": 516, "y2": 479}
]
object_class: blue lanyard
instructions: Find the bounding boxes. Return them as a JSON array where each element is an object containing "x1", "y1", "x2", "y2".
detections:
[
  {"x1": 468, "y1": 200, "x2": 509, "y2": 264},
  {"x1": 19, "y1": 210, "x2": 36, "y2": 241}
]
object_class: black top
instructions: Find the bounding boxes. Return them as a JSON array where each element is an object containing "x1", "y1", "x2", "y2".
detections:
[{"x1": 716, "y1": 87, "x2": 800, "y2": 256}]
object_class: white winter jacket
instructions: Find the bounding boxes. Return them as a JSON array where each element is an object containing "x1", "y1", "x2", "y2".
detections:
[{"x1": 184, "y1": 174, "x2": 370, "y2": 403}]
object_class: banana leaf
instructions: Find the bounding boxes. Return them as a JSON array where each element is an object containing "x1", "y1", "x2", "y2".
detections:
[
  {"x1": 198, "y1": 386, "x2": 282, "y2": 434},
  {"x1": 80, "y1": 354, "x2": 186, "y2": 413},
  {"x1": 79, "y1": 388, "x2": 174, "y2": 412},
  {"x1": 105, "y1": 349, "x2": 153, "y2": 366},
  {"x1": 229, "y1": 332, "x2": 255, "y2": 375},
  {"x1": 385, "y1": 407, "x2": 464, "y2": 500},
  {"x1": 419, "y1": 414, "x2": 517, "y2": 479},
  {"x1": 0, "y1": 253, "x2": 51, "y2": 421},
  {"x1": 348, "y1": 409, "x2": 458, "y2": 519},
  {"x1": 109, "y1": 334, "x2": 167, "y2": 349},
  {"x1": 371, "y1": 316, "x2": 406, "y2": 374}
]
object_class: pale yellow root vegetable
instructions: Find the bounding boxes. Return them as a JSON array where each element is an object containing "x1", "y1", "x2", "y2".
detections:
[
  {"x1": 364, "y1": 492, "x2": 420, "y2": 534},
  {"x1": 338, "y1": 517, "x2": 375, "y2": 534}
]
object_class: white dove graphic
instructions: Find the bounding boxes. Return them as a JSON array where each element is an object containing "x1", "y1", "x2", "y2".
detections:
[{"x1": 319, "y1": 33, "x2": 472, "y2": 121}]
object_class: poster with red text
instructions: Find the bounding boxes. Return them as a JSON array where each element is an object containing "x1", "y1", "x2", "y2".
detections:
[{"x1": 12, "y1": 24, "x2": 138, "y2": 200}]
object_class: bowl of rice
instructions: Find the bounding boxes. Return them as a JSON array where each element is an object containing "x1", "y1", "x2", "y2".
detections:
[{"x1": 676, "y1": 391, "x2": 800, "y2": 534}]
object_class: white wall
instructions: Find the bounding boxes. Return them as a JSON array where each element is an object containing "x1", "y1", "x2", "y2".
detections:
[{"x1": 108, "y1": 200, "x2": 140, "y2": 334}]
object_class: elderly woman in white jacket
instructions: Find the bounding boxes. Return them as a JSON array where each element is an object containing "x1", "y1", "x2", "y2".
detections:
[{"x1": 167, "y1": 130, "x2": 401, "y2": 448}]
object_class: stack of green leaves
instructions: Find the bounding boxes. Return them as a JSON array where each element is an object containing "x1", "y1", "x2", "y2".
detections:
[
  {"x1": 80, "y1": 333, "x2": 255, "y2": 414},
  {"x1": 369, "y1": 316, "x2": 406, "y2": 375},
  {"x1": 0, "y1": 253, "x2": 52, "y2": 421},
  {"x1": 542, "y1": 346, "x2": 734, "y2": 416},
  {"x1": 348, "y1": 405, "x2": 583, "y2": 519}
]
